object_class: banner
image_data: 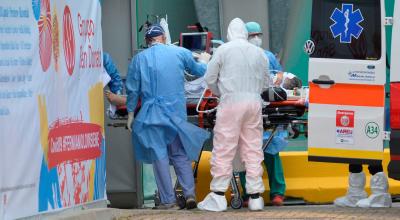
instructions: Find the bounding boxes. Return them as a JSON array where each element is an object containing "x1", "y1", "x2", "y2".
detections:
[{"x1": 0, "y1": 1, "x2": 105, "y2": 219}]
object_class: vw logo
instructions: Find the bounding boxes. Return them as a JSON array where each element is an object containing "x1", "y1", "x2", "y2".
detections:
[{"x1": 304, "y1": 40, "x2": 315, "y2": 55}]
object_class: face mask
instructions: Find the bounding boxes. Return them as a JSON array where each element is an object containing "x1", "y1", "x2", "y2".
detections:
[{"x1": 249, "y1": 36, "x2": 262, "y2": 47}]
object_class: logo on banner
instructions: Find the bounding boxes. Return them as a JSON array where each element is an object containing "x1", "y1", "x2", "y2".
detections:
[
  {"x1": 47, "y1": 120, "x2": 102, "y2": 168},
  {"x1": 63, "y1": 6, "x2": 76, "y2": 76},
  {"x1": 330, "y1": 4, "x2": 364, "y2": 43},
  {"x1": 336, "y1": 110, "x2": 355, "y2": 144},
  {"x1": 38, "y1": 0, "x2": 52, "y2": 72}
]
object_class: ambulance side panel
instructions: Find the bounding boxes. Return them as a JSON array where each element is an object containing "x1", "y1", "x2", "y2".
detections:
[{"x1": 308, "y1": 0, "x2": 386, "y2": 164}]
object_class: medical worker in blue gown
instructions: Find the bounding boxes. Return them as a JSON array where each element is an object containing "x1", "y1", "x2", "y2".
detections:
[{"x1": 126, "y1": 24, "x2": 211, "y2": 210}]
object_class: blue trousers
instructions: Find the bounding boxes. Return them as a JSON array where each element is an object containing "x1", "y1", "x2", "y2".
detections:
[{"x1": 152, "y1": 136, "x2": 195, "y2": 204}]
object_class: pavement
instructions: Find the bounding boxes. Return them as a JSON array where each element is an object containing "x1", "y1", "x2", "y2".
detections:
[{"x1": 49, "y1": 204, "x2": 400, "y2": 220}]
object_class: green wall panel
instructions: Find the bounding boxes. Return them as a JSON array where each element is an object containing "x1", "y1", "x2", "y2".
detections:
[
  {"x1": 281, "y1": 0, "x2": 312, "y2": 84},
  {"x1": 136, "y1": 0, "x2": 198, "y2": 48}
]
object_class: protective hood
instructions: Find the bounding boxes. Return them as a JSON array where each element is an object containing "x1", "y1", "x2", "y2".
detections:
[{"x1": 227, "y1": 18, "x2": 248, "y2": 42}]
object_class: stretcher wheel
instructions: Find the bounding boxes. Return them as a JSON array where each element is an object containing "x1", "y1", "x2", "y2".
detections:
[
  {"x1": 230, "y1": 197, "x2": 243, "y2": 209},
  {"x1": 176, "y1": 193, "x2": 186, "y2": 209}
]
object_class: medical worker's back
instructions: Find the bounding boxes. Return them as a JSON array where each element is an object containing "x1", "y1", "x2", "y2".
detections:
[
  {"x1": 215, "y1": 40, "x2": 268, "y2": 93},
  {"x1": 126, "y1": 43, "x2": 206, "y2": 117},
  {"x1": 125, "y1": 42, "x2": 208, "y2": 163}
]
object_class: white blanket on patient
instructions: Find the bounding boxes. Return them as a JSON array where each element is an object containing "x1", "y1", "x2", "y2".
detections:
[{"x1": 185, "y1": 77, "x2": 207, "y2": 103}]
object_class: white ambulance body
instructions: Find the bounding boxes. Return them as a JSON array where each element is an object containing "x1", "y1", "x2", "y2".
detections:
[{"x1": 307, "y1": 0, "x2": 386, "y2": 164}]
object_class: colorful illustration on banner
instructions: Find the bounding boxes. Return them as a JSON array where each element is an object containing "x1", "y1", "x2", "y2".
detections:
[
  {"x1": 1, "y1": 0, "x2": 104, "y2": 218},
  {"x1": 37, "y1": 84, "x2": 106, "y2": 212},
  {"x1": 32, "y1": 0, "x2": 41, "y2": 21},
  {"x1": 330, "y1": 3, "x2": 364, "y2": 43},
  {"x1": 38, "y1": 0, "x2": 52, "y2": 72},
  {"x1": 336, "y1": 110, "x2": 355, "y2": 144},
  {"x1": 52, "y1": 5, "x2": 60, "y2": 72},
  {"x1": 63, "y1": 5, "x2": 75, "y2": 76}
]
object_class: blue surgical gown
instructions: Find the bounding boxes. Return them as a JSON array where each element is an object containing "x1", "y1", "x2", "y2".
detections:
[
  {"x1": 263, "y1": 128, "x2": 288, "y2": 155},
  {"x1": 103, "y1": 52, "x2": 123, "y2": 94},
  {"x1": 126, "y1": 43, "x2": 210, "y2": 163},
  {"x1": 265, "y1": 50, "x2": 283, "y2": 74}
]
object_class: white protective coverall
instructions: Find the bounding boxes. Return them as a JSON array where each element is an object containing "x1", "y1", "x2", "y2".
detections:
[{"x1": 198, "y1": 18, "x2": 269, "y2": 211}]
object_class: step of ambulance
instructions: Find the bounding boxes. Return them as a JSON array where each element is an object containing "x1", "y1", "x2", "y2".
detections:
[{"x1": 196, "y1": 149, "x2": 400, "y2": 204}]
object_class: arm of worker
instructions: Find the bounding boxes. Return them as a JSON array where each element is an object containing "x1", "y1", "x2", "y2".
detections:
[
  {"x1": 273, "y1": 72, "x2": 284, "y2": 86},
  {"x1": 262, "y1": 52, "x2": 271, "y2": 92},
  {"x1": 181, "y1": 48, "x2": 209, "y2": 77},
  {"x1": 204, "y1": 50, "x2": 221, "y2": 96},
  {"x1": 125, "y1": 56, "x2": 141, "y2": 131},
  {"x1": 103, "y1": 52, "x2": 123, "y2": 94},
  {"x1": 265, "y1": 50, "x2": 283, "y2": 74},
  {"x1": 105, "y1": 90, "x2": 127, "y2": 106}
]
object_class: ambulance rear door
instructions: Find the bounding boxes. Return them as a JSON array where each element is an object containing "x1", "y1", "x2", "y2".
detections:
[
  {"x1": 307, "y1": 0, "x2": 386, "y2": 164},
  {"x1": 388, "y1": 0, "x2": 400, "y2": 180}
]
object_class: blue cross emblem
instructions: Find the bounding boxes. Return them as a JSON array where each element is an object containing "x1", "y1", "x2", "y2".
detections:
[{"x1": 330, "y1": 4, "x2": 364, "y2": 44}]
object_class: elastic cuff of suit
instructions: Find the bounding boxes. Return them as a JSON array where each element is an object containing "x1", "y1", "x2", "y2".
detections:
[{"x1": 249, "y1": 193, "x2": 260, "y2": 199}]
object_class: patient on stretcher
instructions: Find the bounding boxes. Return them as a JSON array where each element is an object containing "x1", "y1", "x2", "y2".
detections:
[
  {"x1": 185, "y1": 71, "x2": 306, "y2": 102},
  {"x1": 104, "y1": 76, "x2": 207, "y2": 106},
  {"x1": 104, "y1": 72, "x2": 308, "y2": 114},
  {"x1": 271, "y1": 72, "x2": 305, "y2": 100}
]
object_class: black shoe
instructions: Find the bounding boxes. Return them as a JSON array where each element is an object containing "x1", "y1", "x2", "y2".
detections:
[
  {"x1": 152, "y1": 203, "x2": 180, "y2": 210},
  {"x1": 185, "y1": 196, "x2": 197, "y2": 210}
]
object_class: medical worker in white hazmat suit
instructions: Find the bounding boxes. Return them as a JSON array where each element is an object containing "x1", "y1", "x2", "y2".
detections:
[{"x1": 198, "y1": 18, "x2": 270, "y2": 212}]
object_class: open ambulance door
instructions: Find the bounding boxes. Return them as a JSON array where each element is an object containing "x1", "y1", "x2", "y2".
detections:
[
  {"x1": 306, "y1": 0, "x2": 386, "y2": 164},
  {"x1": 388, "y1": 0, "x2": 400, "y2": 180}
]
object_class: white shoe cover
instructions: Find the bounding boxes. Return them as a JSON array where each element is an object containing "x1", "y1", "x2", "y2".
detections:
[
  {"x1": 197, "y1": 192, "x2": 227, "y2": 212},
  {"x1": 356, "y1": 193, "x2": 392, "y2": 208},
  {"x1": 334, "y1": 172, "x2": 368, "y2": 207},
  {"x1": 248, "y1": 197, "x2": 264, "y2": 211},
  {"x1": 356, "y1": 172, "x2": 392, "y2": 208}
]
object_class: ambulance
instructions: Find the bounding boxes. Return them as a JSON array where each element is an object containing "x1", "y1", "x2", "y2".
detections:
[
  {"x1": 307, "y1": 0, "x2": 387, "y2": 164},
  {"x1": 388, "y1": 0, "x2": 400, "y2": 180}
]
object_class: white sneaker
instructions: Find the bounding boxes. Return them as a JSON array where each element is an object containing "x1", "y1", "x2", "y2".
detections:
[
  {"x1": 356, "y1": 172, "x2": 392, "y2": 208},
  {"x1": 248, "y1": 197, "x2": 264, "y2": 211},
  {"x1": 197, "y1": 192, "x2": 227, "y2": 212},
  {"x1": 334, "y1": 172, "x2": 368, "y2": 207}
]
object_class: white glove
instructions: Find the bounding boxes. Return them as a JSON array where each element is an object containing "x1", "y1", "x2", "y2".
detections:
[
  {"x1": 126, "y1": 112, "x2": 134, "y2": 132},
  {"x1": 198, "y1": 52, "x2": 211, "y2": 64},
  {"x1": 192, "y1": 52, "x2": 200, "y2": 59}
]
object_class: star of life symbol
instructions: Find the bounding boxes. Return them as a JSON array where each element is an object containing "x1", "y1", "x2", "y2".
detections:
[{"x1": 330, "y1": 4, "x2": 364, "y2": 43}]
